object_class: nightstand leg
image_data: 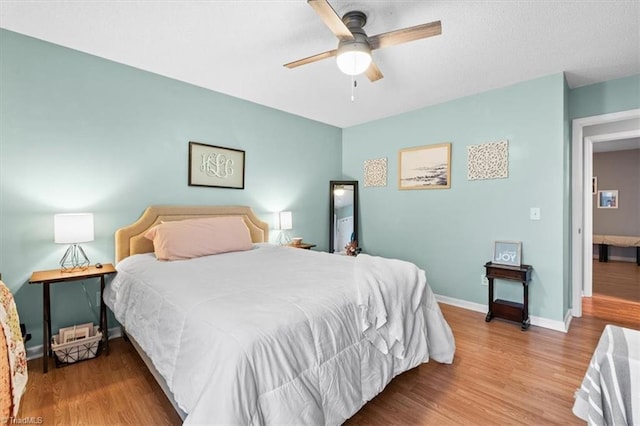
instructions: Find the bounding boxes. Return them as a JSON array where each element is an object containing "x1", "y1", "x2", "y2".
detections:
[
  {"x1": 522, "y1": 282, "x2": 530, "y2": 331},
  {"x1": 100, "y1": 275, "x2": 109, "y2": 355},
  {"x1": 43, "y1": 282, "x2": 50, "y2": 373},
  {"x1": 485, "y1": 278, "x2": 494, "y2": 322}
]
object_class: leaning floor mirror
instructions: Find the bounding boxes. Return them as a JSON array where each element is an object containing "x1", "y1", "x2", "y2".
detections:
[{"x1": 329, "y1": 180, "x2": 359, "y2": 255}]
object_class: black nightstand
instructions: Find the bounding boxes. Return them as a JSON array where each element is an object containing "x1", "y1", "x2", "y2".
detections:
[{"x1": 484, "y1": 262, "x2": 533, "y2": 331}]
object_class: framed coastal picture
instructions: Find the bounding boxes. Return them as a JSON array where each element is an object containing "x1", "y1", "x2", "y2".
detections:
[
  {"x1": 398, "y1": 143, "x2": 451, "y2": 190},
  {"x1": 188, "y1": 141, "x2": 245, "y2": 189}
]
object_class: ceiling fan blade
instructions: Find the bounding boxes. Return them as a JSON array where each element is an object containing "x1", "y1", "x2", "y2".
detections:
[
  {"x1": 368, "y1": 20, "x2": 441, "y2": 50},
  {"x1": 307, "y1": 0, "x2": 354, "y2": 42},
  {"x1": 365, "y1": 61, "x2": 384, "y2": 82},
  {"x1": 284, "y1": 49, "x2": 337, "y2": 69}
]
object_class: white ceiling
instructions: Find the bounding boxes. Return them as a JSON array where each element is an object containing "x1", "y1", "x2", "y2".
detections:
[{"x1": 1, "y1": 1, "x2": 639, "y2": 128}]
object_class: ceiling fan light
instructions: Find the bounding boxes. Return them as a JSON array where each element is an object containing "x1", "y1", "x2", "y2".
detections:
[{"x1": 336, "y1": 42, "x2": 372, "y2": 76}]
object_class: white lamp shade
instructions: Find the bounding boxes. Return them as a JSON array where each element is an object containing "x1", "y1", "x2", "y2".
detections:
[
  {"x1": 54, "y1": 213, "x2": 94, "y2": 244},
  {"x1": 278, "y1": 211, "x2": 293, "y2": 230},
  {"x1": 336, "y1": 42, "x2": 372, "y2": 76}
]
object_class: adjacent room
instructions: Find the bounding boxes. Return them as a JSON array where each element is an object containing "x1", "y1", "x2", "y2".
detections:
[
  {"x1": 1, "y1": 1, "x2": 639, "y2": 424},
  {"x1": 592, "y1": 145, "x2": 639, "y2": 302}
]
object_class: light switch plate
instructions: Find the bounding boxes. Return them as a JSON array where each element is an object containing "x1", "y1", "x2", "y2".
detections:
[{"x1": 530, "y1": 207, "x2": 541, "y2": 220}]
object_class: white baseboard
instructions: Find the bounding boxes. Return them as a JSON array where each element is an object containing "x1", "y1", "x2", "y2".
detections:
[
  {"x1": 435, "y1": 294, "x2": 487, "y2": 314},
  {"x1": 26, "y1": 326, "x2": 123, "y2": 361},
  {"x1": 434, "y1": 294, "x2": 568, "y2": 333}
]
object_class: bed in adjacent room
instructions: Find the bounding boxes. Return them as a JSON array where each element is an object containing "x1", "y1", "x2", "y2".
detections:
[{"x1": 104, "y1": 205, "x2": 455, "y2": 424}]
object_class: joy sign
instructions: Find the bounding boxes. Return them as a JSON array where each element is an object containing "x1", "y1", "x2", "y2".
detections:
[{"x1": 493, "y1": 241, "x2": 522, "y2": 266}]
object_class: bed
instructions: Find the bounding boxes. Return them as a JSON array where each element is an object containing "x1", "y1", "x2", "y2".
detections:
[
  {"x1": 105, "y1": 205, "x2": 455, "y2": 424},
  {"x1": 573, "y1": 324, "x2": 639, "y2": 425},
  {"x1": 593, "y1": 234, "x2": 640, "y2": 265}
]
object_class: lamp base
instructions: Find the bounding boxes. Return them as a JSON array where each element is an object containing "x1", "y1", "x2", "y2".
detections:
[
  {"x1": 278, "y1": 231, "x2": 292, "y2": 246},
  {"x1": 60, "y1": 244, "x2": 90, "y2": 272}
]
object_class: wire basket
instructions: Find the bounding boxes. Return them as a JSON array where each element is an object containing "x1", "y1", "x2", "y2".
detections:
[{"x1": 51, "y1": 325, "x2": 102, "y2": 365}]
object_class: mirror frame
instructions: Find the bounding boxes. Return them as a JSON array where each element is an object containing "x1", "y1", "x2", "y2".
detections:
[{"x1": 329, "y1": 180, "x2": 358, "y2": 254}]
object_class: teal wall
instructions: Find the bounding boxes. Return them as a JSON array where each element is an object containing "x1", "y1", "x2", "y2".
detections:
[
  {"x1": 0, "y1": 30, "x2": 342, "y2": 348},
  {"x1": 342, "y1": 74, "x2": 568, "y2": 321},
  {"x1": 2, "y1": 27, "x2": 638, "y2": 348},
  {"x1": 569, "y1": 74, "x2": 640, "y2": 119}
]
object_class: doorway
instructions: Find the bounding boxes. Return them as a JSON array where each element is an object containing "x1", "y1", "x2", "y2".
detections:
[{"x1": 571, "y1": 108, "x2": 640, "y2": 317}]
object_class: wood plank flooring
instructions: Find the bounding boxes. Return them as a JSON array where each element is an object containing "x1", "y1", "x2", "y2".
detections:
[
  {"x1": 18, "y1": 262, "x2": 639, "y2": 425},
  {"x1": 19, "y1": 338, "x2": 182, "y2": 426},
  {"x1": 347, "y1": 302, "x2": 638, "y2": 425},
  {"x1": 592, "y1": 259, "x2": 639, "y2": 302}
]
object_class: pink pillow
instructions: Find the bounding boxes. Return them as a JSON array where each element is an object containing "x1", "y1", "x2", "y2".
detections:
[{"x1": 143, "y1": 216, "x2": 253, "y2": 260}]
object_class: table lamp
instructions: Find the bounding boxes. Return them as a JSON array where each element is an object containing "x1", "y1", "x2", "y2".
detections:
[
  {"x1": 275, "y1": 211, "x2": 292, "y2": 245},
  {"x1": 54, "y1": 213, "x2": 94, "y2": 271}
]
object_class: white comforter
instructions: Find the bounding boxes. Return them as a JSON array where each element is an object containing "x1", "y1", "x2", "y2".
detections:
[{"x1": 105, "y1": 244, "x2": 455, "y2": 425}]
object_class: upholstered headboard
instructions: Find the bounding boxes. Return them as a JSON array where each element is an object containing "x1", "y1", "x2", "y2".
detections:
[{"x1": 115, "y1": 205, "x2": 270, "y2": 263}]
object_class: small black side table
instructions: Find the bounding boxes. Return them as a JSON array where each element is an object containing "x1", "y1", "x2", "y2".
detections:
[
  {"x1": 29, "y1": 264, "x2": 116, "y2": 373},
  {"x1": 484, "y1": 262, "x2": 533, "y2": 331}
]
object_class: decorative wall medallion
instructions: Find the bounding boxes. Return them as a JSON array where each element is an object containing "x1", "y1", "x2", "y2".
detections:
[
  {"x1": 364, "y1": 158, "x2": 387, "y2": 187},
  {"x1": 467, "y1": 140, "x2": 509, "y2": 180}
]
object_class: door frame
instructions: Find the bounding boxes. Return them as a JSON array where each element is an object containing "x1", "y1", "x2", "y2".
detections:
[{"x1": 571, "y1": 108, "x2": 640, "y2": 317}]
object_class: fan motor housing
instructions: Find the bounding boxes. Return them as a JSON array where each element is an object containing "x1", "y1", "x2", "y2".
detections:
[{"x1": 342, "y1": 11, "x2": 368, "y2": 36}]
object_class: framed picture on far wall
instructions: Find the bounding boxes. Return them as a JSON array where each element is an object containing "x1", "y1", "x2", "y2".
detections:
[
  {"x1": 398, "y1": 143, "x2": 451, "y2": 190},
  {"x1": 597, "y1": 190, "x2": 618, "y2": 208}
]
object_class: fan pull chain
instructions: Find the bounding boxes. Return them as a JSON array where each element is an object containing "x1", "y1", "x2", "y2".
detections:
[{"x1": 351, "y1": 77, "x2": 357, "y2": 102}]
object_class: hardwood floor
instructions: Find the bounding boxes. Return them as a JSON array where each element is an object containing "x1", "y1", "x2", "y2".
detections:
[
  {"x1": 348, "y1": 302, "x2": 638, "y2": 425},
  {"x1": 18, "y1": 267, "x2": 639, "y2": 425},
  {"x1": 19, "y1": 339, "x2": 182, "y2": 426},
  {"x1": 582, "y1": 293, "x2": 640, "y2": 329},
  {"x1": 592, "y1": 258, "x2": 639, "y2": 302}
]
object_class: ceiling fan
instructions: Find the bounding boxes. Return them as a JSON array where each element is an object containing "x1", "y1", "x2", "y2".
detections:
[{"x1": 284, "y1": 0, "x2": 442, "y2": 82}]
